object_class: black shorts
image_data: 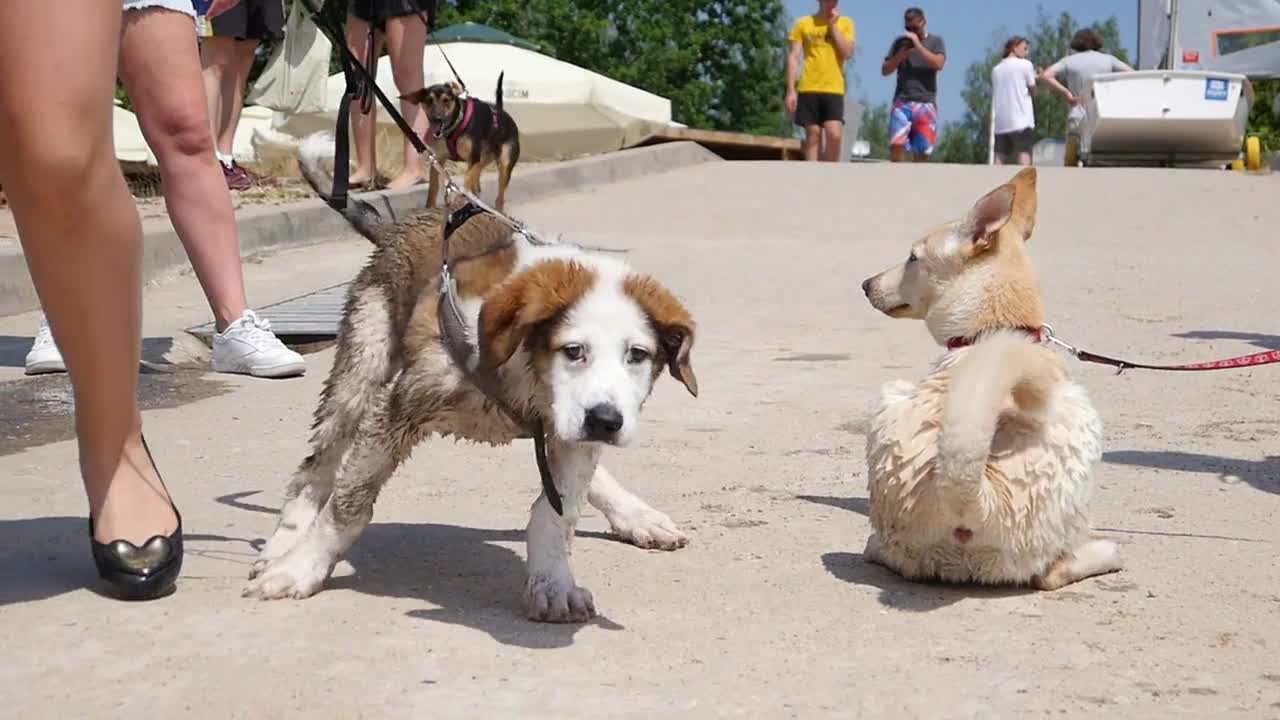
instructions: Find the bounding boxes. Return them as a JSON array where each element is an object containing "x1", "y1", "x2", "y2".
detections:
[
  {"x1": 794, "y1": 92, "x2": 844, "y2": 127},
  {"x1": 349, "y1": 0, "x2": 434, "y2": 28},
  {"x1": 210, "y1": 0, "x2": 285, "y2": 41},
  {"x1": 994, "y1": 127, "x2": 1037, "y2": 159}
]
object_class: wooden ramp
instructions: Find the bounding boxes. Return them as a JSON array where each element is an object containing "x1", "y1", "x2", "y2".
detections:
[
  {"x1": 636, "y1": 127, "x2": 803, "y2": 161},
  {"x1": 187, "y1": 282, "x2": 351, "y2": 344}
]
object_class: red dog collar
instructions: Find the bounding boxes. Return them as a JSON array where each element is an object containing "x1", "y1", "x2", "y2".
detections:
[{"x1": 945, "y1": 326, "x2": 1043, "y2": 350}]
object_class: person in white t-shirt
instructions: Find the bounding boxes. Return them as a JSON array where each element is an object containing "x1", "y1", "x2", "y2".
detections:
[{"x1": 990, "y1": 36, "x2": 1039, "y2": 166}]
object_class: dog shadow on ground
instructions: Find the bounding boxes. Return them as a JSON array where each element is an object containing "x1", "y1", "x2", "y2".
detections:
[
  {"x1": 1103, "y1": 450, "x2": 1279, "y2": 495},
  {"x1": 795, "y1": 494, "x2": 870, "y2": 517},
  {"x1": 821, "y1": 552, "x2": 1034, "y2": 611},
  {"x1": 209, "y1": 490, "x2": 624, "y2": 649},
  {"x1": 797, "y1": 495, "x2": 1034, "y2": 610},
  {"x1": 1172, "y1": 330, "x2": 1280, "y2": 351}
]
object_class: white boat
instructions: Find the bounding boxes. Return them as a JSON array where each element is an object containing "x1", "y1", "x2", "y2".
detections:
[{"x1": 1078, "y1": 69, "x2": 1254, "y2": 167}]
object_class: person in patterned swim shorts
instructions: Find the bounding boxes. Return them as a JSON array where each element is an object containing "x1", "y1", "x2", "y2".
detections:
[{"x1": 881, "y1": 7, "x2": 946, "y2": 163}]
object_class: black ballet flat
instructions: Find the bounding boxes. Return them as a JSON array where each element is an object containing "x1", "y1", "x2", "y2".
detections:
[{"x1": 88, "y1": 437, "x2": 183, "y2": 601}]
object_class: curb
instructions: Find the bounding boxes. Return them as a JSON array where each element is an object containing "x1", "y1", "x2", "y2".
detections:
[{"x1": 0, "y1": 141, "x2": 722, "y2": 318}]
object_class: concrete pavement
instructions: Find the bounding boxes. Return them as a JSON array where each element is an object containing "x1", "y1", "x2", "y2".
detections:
[{"x1": 1, "y1": 160, "x2": 1278, "y2": 718}]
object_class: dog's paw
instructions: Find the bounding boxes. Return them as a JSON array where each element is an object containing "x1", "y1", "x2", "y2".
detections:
[
  {"x1": 607, "y1": 505, "x2": 688, "y2": 551},
  {"x1": 525, "y1": 573, "x2": 596, "y2": 623},
  {"x1": 241, "y1": 550, "x2": 331, "y2": 601}
]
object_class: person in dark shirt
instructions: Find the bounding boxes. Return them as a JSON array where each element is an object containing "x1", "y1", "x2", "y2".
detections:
[{"x1": 881, "y1": 7, "x2": 946, "y2": 163}]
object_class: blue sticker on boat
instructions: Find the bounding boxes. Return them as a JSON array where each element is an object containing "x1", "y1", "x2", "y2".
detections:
[{"x1": 1205, "y1": 78, "x2": 1229, "y2": 101}]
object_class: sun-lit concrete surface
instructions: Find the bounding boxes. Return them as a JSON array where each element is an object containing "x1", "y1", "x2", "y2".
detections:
[{"x1": 2, "y1": 161, "x2": 1277, "y2": 718}]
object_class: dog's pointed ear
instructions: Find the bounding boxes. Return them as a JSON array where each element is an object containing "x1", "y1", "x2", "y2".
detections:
[
  {"x1": 477, "y1": 260, "x2": 595, "y2": 370},
  {"x1": 1008, "y1": 167, "x2": 1037, "y2": 240},
  {"x1": 963, "y1": 184, "x2": 1015, "y2": 253},
  {"x1": 399, "y1": 88, "x2": 429, "y2": 104},
  {"x1": 962, "y1": 167, "x2": 1038, "y2": 253},
  {"x1": 623, "y1": 274, "x2": 698, "y2": 398}
]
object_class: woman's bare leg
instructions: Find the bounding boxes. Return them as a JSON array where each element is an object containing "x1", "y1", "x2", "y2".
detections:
[
  {"x1": 0, "y1": 0, "x2": 175, "y2": 545},
  {"x1": 199, "y1": 36, "x2": 259, "y2": 159},
  {"x1": 384, "y1": 14, "x2": 429, "y2": 189},
  {"x1": 121, "y1": 8, "x2": 248, "y2": 331},
  {"x1": 345, "y1": 15, "x2": 383, "y2": 187}
]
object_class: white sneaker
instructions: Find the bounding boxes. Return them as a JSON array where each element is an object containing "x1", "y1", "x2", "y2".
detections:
[
  {"x1": 25, "y1": 316, "x2": 67, "y2": 375},
  {"x1": 211, "y1": 310, "x2": 306, "y2": 378}
]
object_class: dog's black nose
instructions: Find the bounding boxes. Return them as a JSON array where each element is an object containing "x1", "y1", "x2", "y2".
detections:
[
  {"x1": 861, "y1": 278, "x2": 872, "y2": 296},
  {"x1": 583, "y1": 404, "x2": 624, "y2": 439}
]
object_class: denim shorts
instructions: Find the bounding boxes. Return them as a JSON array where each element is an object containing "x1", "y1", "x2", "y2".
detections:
[{"x1": 123, "y1": 0, "x2": 196, "y2": 17}]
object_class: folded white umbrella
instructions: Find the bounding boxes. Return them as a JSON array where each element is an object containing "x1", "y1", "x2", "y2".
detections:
[
  {"x1": 270, "y1": 39, "x2": 674, "y2": 162},
  {"x1": 113, "y1": 101, "x2": 155, "y2": 165}
]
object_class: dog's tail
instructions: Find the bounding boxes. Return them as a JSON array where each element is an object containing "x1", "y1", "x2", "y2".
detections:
[
  {"x1": 297, "y1": 131, "x2": 387, "y2": 247},
  {"x1": 494, "y1": 71, "x2": 505, "y2": 112},
  {"x1": 935, "y1": 332, "x2": 1059, "y2": 503}
]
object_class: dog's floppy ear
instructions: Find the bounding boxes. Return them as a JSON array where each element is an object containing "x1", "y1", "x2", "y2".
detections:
[
  {"x1": 449, "y1": 81, "x2": 464, "y2": 97},
  {"x1": 623, "y1": 274, "x2": 698, "y2": 398},
  {"x1": 477, "y1": 260, "x2": 596, "y2": 369}
]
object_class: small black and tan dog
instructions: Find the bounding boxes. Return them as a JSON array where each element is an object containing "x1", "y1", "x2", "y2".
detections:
[{"x1": 400, "y1": 73, "x2": 521, "y2": 211}]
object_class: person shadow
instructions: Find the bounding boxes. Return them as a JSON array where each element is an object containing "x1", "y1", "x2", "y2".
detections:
[
  {"x1": 209, "y1": 490, "x2": 626, "y2": 649},
  {"x1": 0, "y1": 516, "x2": 93, "y2": 606}
]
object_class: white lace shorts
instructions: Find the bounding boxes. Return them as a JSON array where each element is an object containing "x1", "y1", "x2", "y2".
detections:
[{"x1": 122, "y1": 0, "x2": 195, "y2": 17}]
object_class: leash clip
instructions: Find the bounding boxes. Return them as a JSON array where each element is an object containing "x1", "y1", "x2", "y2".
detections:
[{"x1": 1041, "y1": 323, "x2": 1128, "y2": 375}]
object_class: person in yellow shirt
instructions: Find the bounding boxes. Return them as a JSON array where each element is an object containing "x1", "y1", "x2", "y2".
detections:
[{"x1": 785, "y1": 0, "x2": 855, "y2": 161}]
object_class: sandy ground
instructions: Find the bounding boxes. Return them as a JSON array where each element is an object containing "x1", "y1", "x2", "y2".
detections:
[{"x1": 1, "y1": 161, "x2": 1278, "y2": 719}]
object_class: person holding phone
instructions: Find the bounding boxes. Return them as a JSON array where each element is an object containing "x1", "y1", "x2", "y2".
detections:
[
  {"x1": 785, "y1": 0, "x2": 856, "y2": 162},
  {"x1": 881, "y1": 7, "x2": 946, "y2": 163}
]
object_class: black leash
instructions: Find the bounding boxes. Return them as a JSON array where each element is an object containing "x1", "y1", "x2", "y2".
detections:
[
  {"x1": 439, "y1": 202, "x2": 565, "y2": 515},
  {"x1": 413, "y1": 5, "x2": 468, "y2": 94}
]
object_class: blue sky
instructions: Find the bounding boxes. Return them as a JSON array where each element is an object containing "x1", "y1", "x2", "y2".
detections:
[{"x1": 781, "y1": 1, "x2": 1139, "y2": 126}]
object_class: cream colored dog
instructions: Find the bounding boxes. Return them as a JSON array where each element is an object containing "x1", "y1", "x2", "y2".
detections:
[{"x1": 859, "y1": 167, "x2": 1123, "y2": 591}]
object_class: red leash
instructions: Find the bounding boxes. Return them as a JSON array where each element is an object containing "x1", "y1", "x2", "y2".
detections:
[{"x1": 1040, "y1": 325, "x2": 1280, "y2": 374}]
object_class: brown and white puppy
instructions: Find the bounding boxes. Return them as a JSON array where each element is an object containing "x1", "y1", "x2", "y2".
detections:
[
  {"x1": 860, "y1": 167, "x2": 1123, "y2": 591},
  {"x1": 243, "y1": 133, "x2": 697, "y2": 622},
  {"x1": 400, "y1": 73, "x2": 520, "y2": 212}
]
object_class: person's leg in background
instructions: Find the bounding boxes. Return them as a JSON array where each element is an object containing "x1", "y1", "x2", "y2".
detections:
[
  {"x1": 993, "y1": 133, "x2": 1009, "y2": 166},
  {"x1": 910, "y1": 102, "x2": 938, "y2": 163},
  {"x1": 200, "y1": 0, "x2": 281, "y2": 189},
  {"x1": 820, "y1": 95, "x2": 844, "y2": 162},
  {"x1": 345, "y1": 5, "x2": 384, "y2": 188},
  {"x1": 796, "y1": 94, "x2": 821, "y2": 161},
  {"x1": 1016, "y1": 129, "x2": 1034, "y2": 166},
  {"x1": 888, "y1": 100, "x2": 911, "y2": 163},
  {"x1": 120, "y1": 4, "x2": 305, "y2": 378},
  {"x1": 123, "y1": 7, "x2": 249, "y2": 330},
  {"x1": 0, "y1": 0, "x2": 179, "y2": 576},
  {"x1": 382, "y1": 8, "x2": 430, "y2": 189}
]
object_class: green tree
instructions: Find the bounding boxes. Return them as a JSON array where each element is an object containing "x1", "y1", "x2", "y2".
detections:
[
  {"x1": 856, "y1": 100, "x2": 891, "y2": 160},
  {"x1": 323, "y1": 0, "x2": 791, "y2": 136},
  {"x1": 935, "y1": 10, "x2": 1128, "y2": 164},
  {"x1": 1248, "y1": 79, "x2": 1279, "y2": 154}
]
